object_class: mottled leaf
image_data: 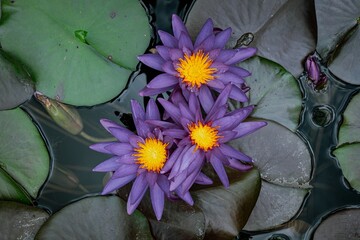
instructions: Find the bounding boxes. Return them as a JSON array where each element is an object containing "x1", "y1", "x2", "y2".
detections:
[
  {"x1": 333, "y1": 143, "x2": 360, "y2": 192},
  {"x1": 313, "y1": 208, "x2": 360, "y2": 240},
  {"x1": 238, "y1": 56, "x2": 303, "y2": 131},
  {"x1": 0, "y1": 49, "x2": 34, "y2": 110},
  {"x1": 0, "y1": 0, "x2": 151, "y2": 106},
  {"x1": 338, "y1": 93, "x2": 360, "y2": 146},
  {"x1": 186, "y1": 0, "x2": 316, "y2": 77},
  {"x1": 0, "y1": 201, "x2": 49, "y2": 240},
  {"x1": 0, "y1": 108, "x2": 49, "y2": 200},
  {"x1": 315, "y1": 0, "x2": 360, "y2": 61},
  {"x1": 244, "y1": 181, "x2": 308, "y2": 231},
  {"x1": 35, "y1": 196, "x2": 153, "y2": 240}
]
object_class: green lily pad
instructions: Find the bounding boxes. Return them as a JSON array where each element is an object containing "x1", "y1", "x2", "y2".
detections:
[
  {"x1": 0, "y1": 108, "x2": 49, "y2": 200},
  {"x1": 315, "y1": 0, "x2": 360, "y2": 62},
  {"x1": 0, "y1": 201, "x2": 49, "y2": 240},
  {"x1": 186, "y1": 0, "x2": 316, "y2": 77},
  {"x1": 0, "y1": 49, "x2": 34, "y2": 110},
  {"x1": 35, "y1": 196, "x2": 153, "y2": 240},
  {"x1": 313, "y1": 208, "x2": 360, "y2": 240},
  {"x1": 239, "y1": 56, "x2": 302, "y2": 132},
  {"x1": 333, "y1": 143, "x2": 360, "y2": 192},
  {"x1": 338, "y1": 93, "x2": 360, "y2": 146},
  {"x1": 0, "y1": 0, "x2": 150, "y2": 106},
  {"x1": 230, "y1": 120, "x2": 312, "y2": 231}
]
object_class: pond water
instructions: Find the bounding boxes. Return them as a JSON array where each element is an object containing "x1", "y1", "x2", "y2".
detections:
[{"x1": 19, "y1": 0, "x2": 360, "y2": 239}]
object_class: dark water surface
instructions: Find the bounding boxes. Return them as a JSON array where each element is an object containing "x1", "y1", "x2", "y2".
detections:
[{"x1": 21, "y1": 1, "x2": 360, "y2": 239}]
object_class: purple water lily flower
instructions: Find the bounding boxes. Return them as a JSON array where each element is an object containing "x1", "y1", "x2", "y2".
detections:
[
  {"x1": 90, "y1": 99, "x2": 204, "y2": 220},
  {"x1": 138, "y1": 14, "x2": 256, "y2": 103},
  {"x1": 305, "y1": 54, "x2": 327, "y2": 90},
  {"x1": 148, "y1": 84, "x2": 267, "y2": 193}
]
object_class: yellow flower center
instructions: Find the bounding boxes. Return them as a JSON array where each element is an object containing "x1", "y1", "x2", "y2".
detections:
[
  {"x1": 176, "y1": 50, "x2": 217, "y2": 88},
  {"x1": 133, "y1": 138, "x2": 168, "y2": 172},
  {"x1": 188, "y1": 121, "x2": 221, "y2": 152}
]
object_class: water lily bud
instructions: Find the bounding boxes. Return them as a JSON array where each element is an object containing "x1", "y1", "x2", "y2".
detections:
[
  {"x1": 34, "y1": 92, "x2": 83, "y2": 135},
  {"x1": 305, "y1": 55, "x2": 320, "y2": 84}
]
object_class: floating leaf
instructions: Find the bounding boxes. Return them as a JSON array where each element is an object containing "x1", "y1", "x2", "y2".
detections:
[
  {"x1": 35, "y1": 196, "x2": 153, "y2": 240},
  {"x1": 0, "y1": 201, "x2": 49, "y2": 240},
  {"x1": 0, "y1": 0, "x2": 151, "y2": 106},
  {"x1": 333, "y1": 143, "x2": 360, "y2": 192},
  {"x1": 243, "y1": 181, "x2": 308, "y2": 231},
  {"x1": 315, "y1": 0, "x2": 360, "y2": 62},
  {"x1": 338, "y1": 93, "x2": 360, "y2": 146},
  {"x1": 0, "y1": 108, "x2": 49, "y2": 200},
  {"x1": 0, "y1": 49, "x2": 34, "y2": 110},
  {"x1": 313, "y1": 208, "x2": 360, "y2": 240},
  {"x1": 186, "y1": 0, "x2": 316, "y2": 77},
  {"x1": 238, "y1": 56, "x2": 303, "y2": 131},
  {"x1": 230, "y1": 120, "x2": 312, "y2": 231}
]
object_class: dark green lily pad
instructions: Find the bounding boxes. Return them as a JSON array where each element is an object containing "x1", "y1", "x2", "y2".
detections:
[
  {"x1": 0, "y1": 108, "x2": 49, "y2": 200},
  {"x1": 0, "y1": 0, "x2": 150, "y2": 106},
  {"x1": 119, "y1": 168, "x2": 261, "y2": 240},
  {"x1": 230, "y1": 120, "x2": 311, "y2": 231},
  {"x1": 35, "y1": 196, "x2": 153, "y2": 240},
  {"x1": 333, "y1": 143, "x2": 360, "y2": 192},
  {"x1": 244, "y1": 181, "x2": 308, "y2": 231},
  {"x1": 313, "y1": 208, "x2": 360, "y2": 240},
  {"x1": 0, "y1": 49, "x2": 34, "y2": 110},
  {"x1": 338, "y1": 93, "x2": 360, "y2": 146},
  {"x1": 315, "y1": 0, "x2": 360, "y2": 62},
  {"x1": 186, "y1": 0, "x2": 316, "y2": 77},
  {"x1": 0, "y1": 201, "x2": 49, "y2": 240},
  {"x1": 238, "y1": 56, "x2": 303, "y2": 131}
]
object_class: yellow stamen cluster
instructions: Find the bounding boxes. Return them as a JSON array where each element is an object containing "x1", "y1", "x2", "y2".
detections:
[
  {"x1": 188, "y1": 121, "x2": 221, "y2": 152},
  {"x1": 133, "y1": 138, "x2": 168, "y2": 172},
  {"x1": 176, "y1": 50, "x2": 217, "y2": 88}
]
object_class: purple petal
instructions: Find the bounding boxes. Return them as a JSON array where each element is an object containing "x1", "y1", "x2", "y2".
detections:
[
  {"x1": 129, "y1": 173, "x2": 149, "y2": 204},
  {"x1": 100, "y1": 119, "x2": 122, "y2": 132},
  {"x1": 161, "y1": 146, "x2": 184, "y2": 173},
  {"x1": 157, "y1": 175, "x2": 171, "y2": 197},
  {"x1": 158, "y1": 30, "x2": 177, "y2": 48},
  {"x1": 228, "y1": 66, "x2": 251, "y2": 77},
  {"x1": 179, "y1": 103, "x2": 194, "y2": 121},
  {"x1": 207, "y1": 84, "x2": 232, "y2": 119},
  {"x1": 219, "y1": 144, "x2": 252, "y2": 162},
  {"x1": 194, "y1": 172, "x2": 213, "y2": 185},
  {"x1": 158, "y1": 98, "x2": 181, "y2": 124},
  {"x1": 215, "y1": 49, "x2": 236, "y2": 63},
  {"x1": 169, "y1": 48, "x2": 184, "y2": 61},
  {"x1": 102, "y1": 174, "x2": 136, "y2": 195},
  {"x1": 229, "y1": 85, "x2": 248, "y2": 102},
  {"x1": 178, "y1": 31, "x2": 193, "y2": 51},
  {"x1": 214, "y1": 27, "x2": 232, "y2": 49},
  {"x1": 138, "y1": 53, "x2": 165, "y2": 72},
  {"x1": 194, "y1": 34, "x2": 215, "y2": 53},
  {"x1": 194, "y1": 18, "x2": 214, "y2": 48},
  {"x1": 179, "y1": 145, "x2": 200, "y2": 173},
  {"x1": 105, "y1": 143, "x2": 134, "y2": 156},
  {"x1": 170, "y1": 171, "x2": 188, "y2": 191},
  {"x1": 139, "y1": 86, "x2": 174, "y2": 97},
  {"x1": 180, "y1": 168, "x2": 201, "y2": 194},
  {"x1": 168, "y1": 145, "x2": 191, "y2": 179},
  {"x1": 162, "y1": 61, "x2": 178, "y2": 75},
  {"x1": 215, "y1": 72, "x2": 245, "y2": 85},
  {"x1": 210, "y1": 61, "x2": 229, "y2": 74},
  {"x1": 147, "y1": 73, "x2": 178, "y2": 90},
  {"x1": 188, "y1": 93, "x2": 201, "y2": 116},
  {"x1": 146, "y1": 171, "x2": 158, "y2": 187},
  {"x1": 225, "y1": 105, "x2": 254, "y2": 119},
  {"x1": 210, "y1": 153, "x2": 229, "y2": 187},
  {"x1": 228, "y1": 158, "x2": 253, "y2": 171},
  {"x1": 207, "y1": 79, "x2": 225, "y2": 89},
  {"x1": 172, "y1": 14, "x2": 189, "y2": 40},
  {"x1": 146, "y1": 99, "x2": 161, "y2": 120},
  {"x1": 156, "y1": 45, "x2": 171, "y2": 60},
  {"x1": 116, "y1": 153, "x2": 136, "y2": 164},
  {"x1": 93, "y1": 156, "x2": 122, "y2": 172},
  {"x1": 218, "y1": 130, "x2": 237, "y2": 143},
  {"x1": 112, "y1": 164, "x2": 139, "y2": 178},
  {"x1": 176, "y1": 189, "x2": 194, "y2": 205},
  {"x1": 146, "y1": 119, "x2": 179, "y2": 129},
  {"x1": 129, "y1": 135, "x2": 144, "y2": 148},
  {"x1": 208, "y1": 49, "x2": 221, "y2": 61},
  {"x1": 163, "y1": 129, "x2": 187, "y2": 139},
  {"x1": 199, "y1": 85, "x2": 214, "y2": 113},
  {"x1": 225, "y1": 47, "x2": 257, "y2": 65},
  {"x1": 213, "y1": 106, "x2": 253, "y2": 131},
  {"x1": 150, "y1": 183, "x2": 165, "y2": 220},
  {"x1": 233, "y1": 121, "x2": 267, "y2": 139},
  {"x1": 131, "y1": 100, "x2": 145, "y2": 121},
  {"x1": 90, "y1": 142, "x2": 116, "y2": 154},
  {"x1": 107, "y1": 127, "x2": 134, "y2": 142},
  {"x1": 180, "y1": 117, "x2": 192, "y2": 132},
  {"x1": 168, "y1": 86, "x2": 187, "y2": 106}
]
